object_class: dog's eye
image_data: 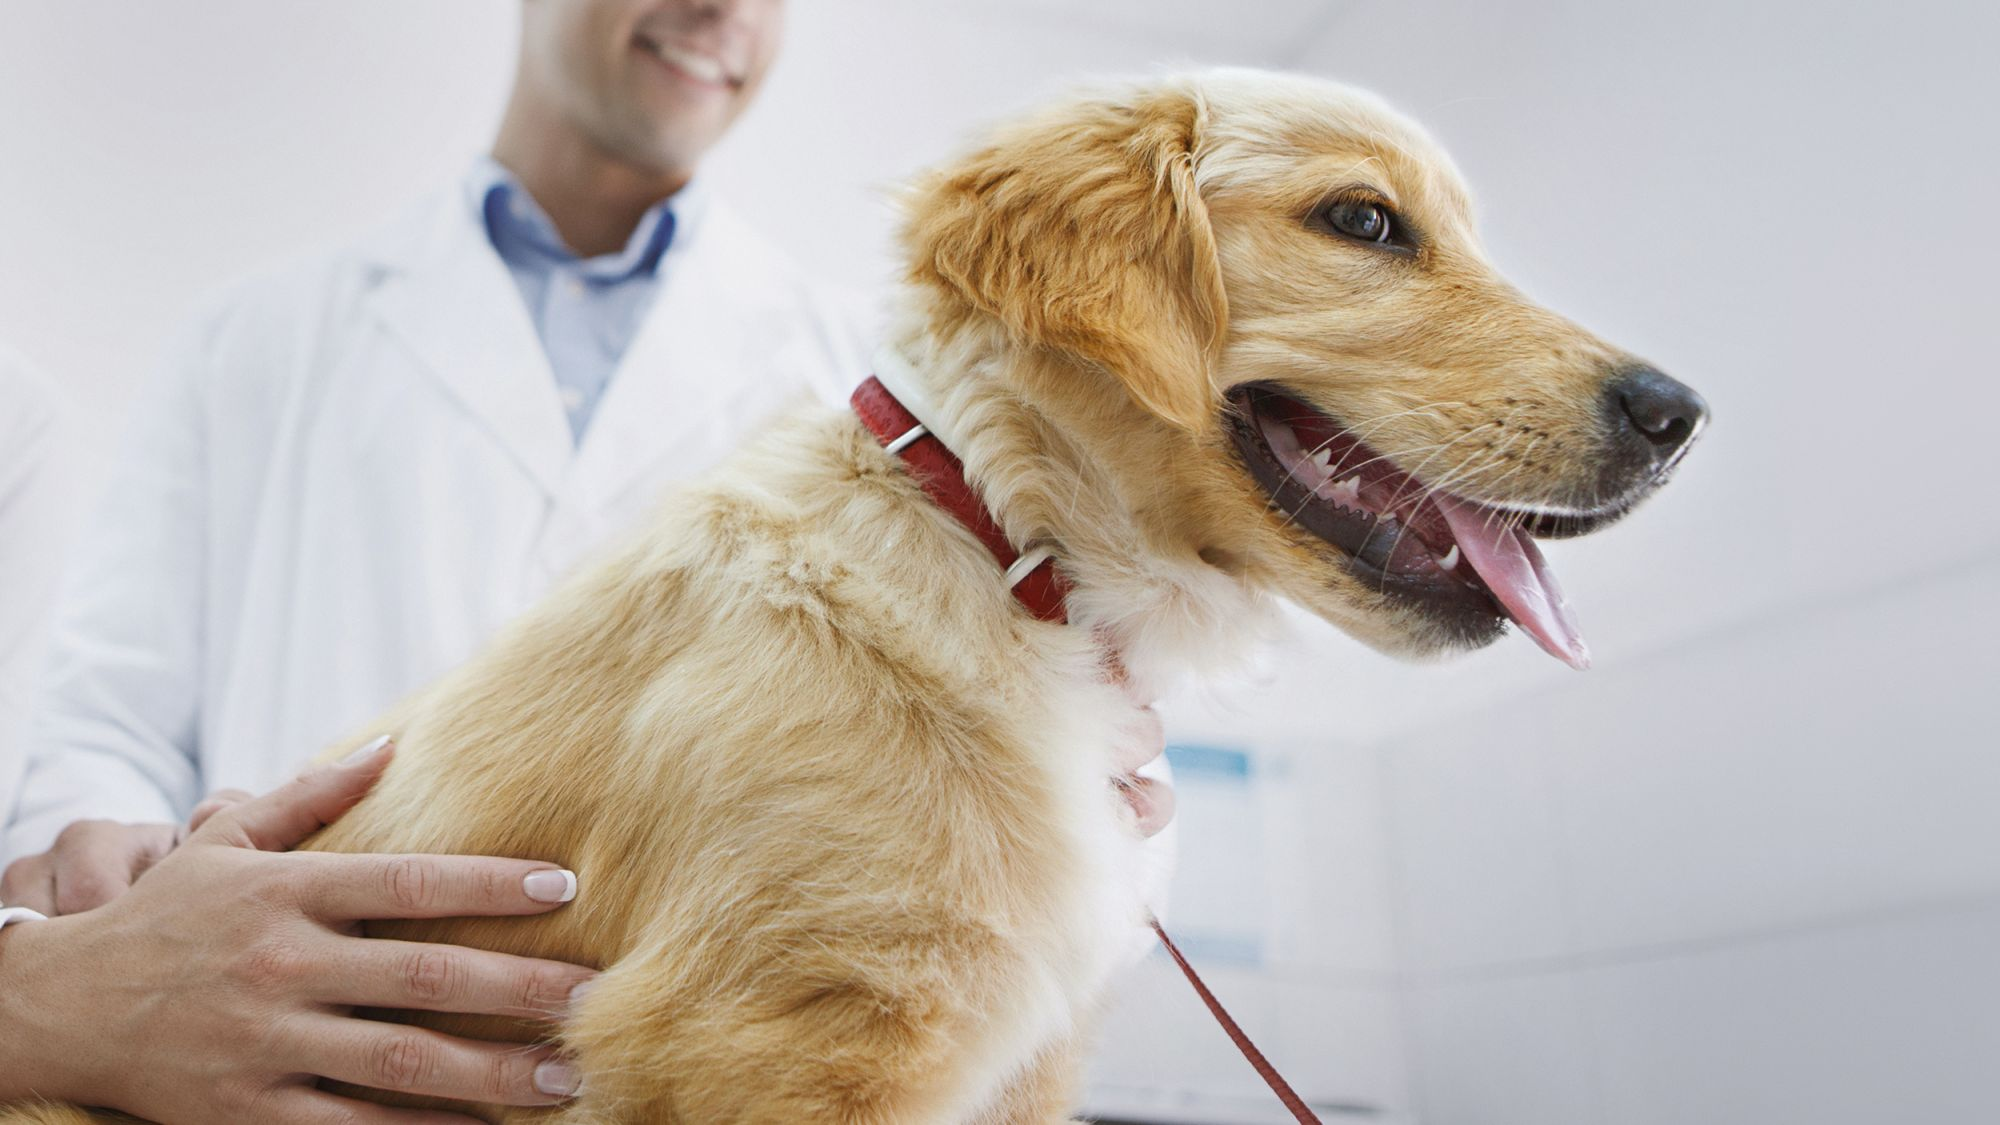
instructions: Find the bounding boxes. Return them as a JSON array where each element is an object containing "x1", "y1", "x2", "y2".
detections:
[{"x1": 1322, "y1": 199, "x2": 1396, "y2": 244}]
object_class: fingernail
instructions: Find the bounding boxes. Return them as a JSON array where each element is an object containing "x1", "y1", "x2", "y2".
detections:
[
  {"x1": 340, "y1": 735, "x2": 393, "y2": 767},
  {"x1": 523, "y1": 869, "x2": 577, "y2": 904},
  {"x1": 567, "y1": 978, "x2": 596, "y2": 1014},
  {"x1": 534, "y1": 1057, "x2": 582, "y2": 1097}
]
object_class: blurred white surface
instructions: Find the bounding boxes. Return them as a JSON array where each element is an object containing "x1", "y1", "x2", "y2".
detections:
[{"x1": 1, "y1": 0, "x2": 1994, "y2": 1121}]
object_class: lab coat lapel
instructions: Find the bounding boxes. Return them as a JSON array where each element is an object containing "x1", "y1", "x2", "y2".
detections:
[
  {"x1": 567, "y1": 201, "x2": 749, "y2": 513},
  {"x1": 363, "y1": 192, "x2": 572, "y2": 499}
]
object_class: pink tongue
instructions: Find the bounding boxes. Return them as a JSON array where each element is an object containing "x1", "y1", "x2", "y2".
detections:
[{"x1": 1434, "y1": 496, "x2": 1591, "y2": 670}]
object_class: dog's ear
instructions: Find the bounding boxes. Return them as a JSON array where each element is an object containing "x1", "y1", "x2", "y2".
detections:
[{"x1": 904, "y1": 86, "x2": 1228, "y2": 433}]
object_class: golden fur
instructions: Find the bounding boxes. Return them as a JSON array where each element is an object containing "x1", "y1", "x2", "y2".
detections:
[{"x1": 7, "y1": 69, "x2": 1665, "y2": 1123}]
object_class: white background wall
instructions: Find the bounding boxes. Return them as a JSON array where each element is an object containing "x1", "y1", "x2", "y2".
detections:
[
  {"x1": 1, "y1": 1, "x2": 1994, "y2": 1122},
  {"x1": 1286, "y1": 1, "x2": 2000, "y2": 1122}
]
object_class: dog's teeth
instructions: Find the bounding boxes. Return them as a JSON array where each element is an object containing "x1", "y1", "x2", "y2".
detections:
[
  {"x1": 1310, "y1": 449, "x2": 1333, "y2": 473},
  {"x1": 1440, "y1": 544, "x2": 1461, "y2": 570},
  {"x1": 1321, "y1": 475, "x2": 1361, "y2": 502}
]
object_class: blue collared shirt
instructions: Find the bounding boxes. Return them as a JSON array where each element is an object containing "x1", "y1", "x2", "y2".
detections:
[{"x1": 469, "y1": 158, "x2": 680, "y2": 442}]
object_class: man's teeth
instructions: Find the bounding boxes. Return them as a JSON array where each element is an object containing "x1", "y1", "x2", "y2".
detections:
[{"x1": 651, "y1": 41, "x2": 731, "y2": 85}]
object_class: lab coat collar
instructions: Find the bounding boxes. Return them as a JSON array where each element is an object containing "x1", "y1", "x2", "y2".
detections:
[
  {"x1": 358, "y1": 175, "x2": 774, "y2": 513},
  {"x1": 361, "y1": 188, "x2": 573, "y2": 498},
  {"x1": 468, "y1": 156, "x2": 681, "y2": 284},
  {"x1": 565, "y1": 197, "x2": 774, "y2": 513}
]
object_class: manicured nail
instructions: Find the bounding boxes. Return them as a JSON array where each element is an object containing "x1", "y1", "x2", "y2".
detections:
[
  {"x1": 534, "y1": 1057, "x2": 582, "y2": 1097},
  {"x1": 523, "y1": 869, "x2": 577, "y2": 904},
  {"x1": 339, "y1": 735, "x2": 393, "y2": 767},
  {"x1": 567, "y1": 978, "x2": 596, "y2": 1014}
]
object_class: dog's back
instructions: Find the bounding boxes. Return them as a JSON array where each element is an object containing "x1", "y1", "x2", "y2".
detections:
[{"x1": 295, "y1": 407, "x2": 1144, "y2": 1122}]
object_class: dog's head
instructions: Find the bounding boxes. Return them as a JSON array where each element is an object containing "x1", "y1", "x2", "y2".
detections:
[{"x1": 902, "y1": 70, "x2": 1706, "y2": 668}]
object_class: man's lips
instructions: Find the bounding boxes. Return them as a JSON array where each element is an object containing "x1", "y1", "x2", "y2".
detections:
[{"x1": 634, "y1": 33, "x2": 744, "y2": 90}]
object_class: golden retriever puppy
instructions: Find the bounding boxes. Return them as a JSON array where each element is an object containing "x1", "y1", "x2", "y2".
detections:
[{"x1": 6, "y1": 68, "x2": 1703, "y2": 1124}]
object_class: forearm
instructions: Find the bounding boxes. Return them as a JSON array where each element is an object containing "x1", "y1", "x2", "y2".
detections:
[
  {"x1": 0, "y1": 365, "x2": 74, "y2": 846},
  {"x1": 2, "y1": 324, "x2": 213, "y2": 866}
]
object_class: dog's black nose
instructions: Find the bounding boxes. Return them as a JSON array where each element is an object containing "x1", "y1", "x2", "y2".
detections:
[{"x1": 1607, "y1": 365, "x2": 1707, "y2": 459}]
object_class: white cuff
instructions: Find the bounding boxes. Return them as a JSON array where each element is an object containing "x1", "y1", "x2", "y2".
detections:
[{"x1": 0, "y1": 905, "x2": 48, "y2": 929}]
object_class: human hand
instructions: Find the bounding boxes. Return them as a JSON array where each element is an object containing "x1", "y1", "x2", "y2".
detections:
[
  {"x1": 0, "y1": 781, "x2": 265, "y2": 916},
  {"x1": 0, "y1": 738, "x2": 595, "y2": 1122},
  {"x1": 0, "y1": 818, "x2": 179, "y2": 916}
]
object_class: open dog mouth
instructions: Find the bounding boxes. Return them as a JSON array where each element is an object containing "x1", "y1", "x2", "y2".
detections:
[{"x1": 1226, "y1": 384, "x2": 1636, "y2": 669}]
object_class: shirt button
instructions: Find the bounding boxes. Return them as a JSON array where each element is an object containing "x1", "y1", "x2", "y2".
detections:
[
  {"x1": 559, "y1": 386, "x2": 585, "y2": 413},
  {"x1": 565, "y1": 276, "x2": 586, "y2": 297}
]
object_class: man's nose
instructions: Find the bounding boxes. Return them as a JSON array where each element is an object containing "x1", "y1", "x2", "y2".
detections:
[{"x1": 1606, "y1": 365, "x2": 1708, "y2": 466}]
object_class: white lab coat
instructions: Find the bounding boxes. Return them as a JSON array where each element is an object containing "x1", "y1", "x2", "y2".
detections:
[
  {"x1": 2, "y1": 183, "x2": 873, "y2": 860},
  {"x1": 0, "y1": 347, "x2": 75, "y2": 829}
]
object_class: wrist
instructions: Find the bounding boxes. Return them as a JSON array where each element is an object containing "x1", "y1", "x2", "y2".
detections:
[{"x1": 0, "y1": 914, "x2": 97, "y2": 1102}]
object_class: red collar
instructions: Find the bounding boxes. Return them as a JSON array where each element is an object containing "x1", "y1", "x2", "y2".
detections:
[{"x1": 851, "y1": 376, "x2": 1071, "y2": 625}]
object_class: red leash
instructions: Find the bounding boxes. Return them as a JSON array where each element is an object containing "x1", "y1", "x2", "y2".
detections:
[
  {"x1": 1150, "y1": 918, "x2": 1323, "y2": 1123},
  {"x1": 852, "y1": 376, "x2": 1322, "y2": 1123}
]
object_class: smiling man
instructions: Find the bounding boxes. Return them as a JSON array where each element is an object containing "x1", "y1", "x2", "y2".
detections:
[
  {"x1": 0, "y1": 2, "x2": 1160, "y2": 1121},
  {"x1": 497, "y1": 0, "x2": 783, "y2": 259}
]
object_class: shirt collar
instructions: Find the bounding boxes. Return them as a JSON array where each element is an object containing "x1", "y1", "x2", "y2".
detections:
[{"x1": 467, "y1": 155, "x2": 680, "y2": 282}]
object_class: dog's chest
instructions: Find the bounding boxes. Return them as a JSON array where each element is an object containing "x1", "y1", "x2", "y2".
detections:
[{"x1": 981, "y1": 676, "x2": 1157, "y2": 1062}]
